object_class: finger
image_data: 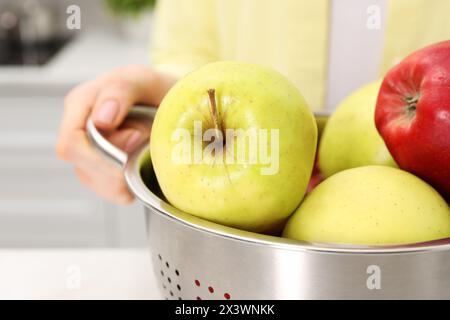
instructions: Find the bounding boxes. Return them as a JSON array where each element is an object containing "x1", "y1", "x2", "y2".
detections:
[
  {"x1": 91, "y1": 79, "x2": 140, "y2": 131},
  {"x1": 66, "y1": 118, "x2": 151, "y2": 171},
  {"x1": 56, "y1": 80, "x2": 100, "y2": 161},
  {"x1": 74, "y1": 167, "x2": 134, "y2": 205},
  {"x1": 91, "y1": 66, "x2": 178, "y2": 131},
  {"x1": 57, "y1": 124, "x2": 104, "y2": 171},
  {"x1": 120, "y1": 116, "x2": 153, "y2": 136},
  {"x1": 60, "y1": 79, "x2": 100, "y2": 132},
  {"x1": 105, "y1": 118, "x2": 152, "y2": 151},
  {"x1": 105, "y1": 128, "x2": 145, "y2": 153},
  {"x1": 74, "y1": 166, "x2": 93, "y2": 186}
]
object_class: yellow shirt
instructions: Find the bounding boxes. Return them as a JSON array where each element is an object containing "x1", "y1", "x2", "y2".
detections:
[{"x1": 151, "y1": 0, "x2": 450, "y2": 111}]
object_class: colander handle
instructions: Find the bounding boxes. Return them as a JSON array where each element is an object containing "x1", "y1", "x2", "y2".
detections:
[{"x1": 86, "y1": 106, "x2": 156, "y2": 167}]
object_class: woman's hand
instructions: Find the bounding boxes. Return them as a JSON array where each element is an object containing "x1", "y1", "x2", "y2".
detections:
[{"x1": 56, "y1": 65, "x2": 177, "y2": 204}]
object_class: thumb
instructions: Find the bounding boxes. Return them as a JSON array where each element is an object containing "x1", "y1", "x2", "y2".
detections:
[{"x1": 92, "y1": 81, "x2": 139, "y2": 131}]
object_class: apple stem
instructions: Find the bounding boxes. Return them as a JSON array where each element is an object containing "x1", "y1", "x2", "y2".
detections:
[
  {"x1": 208, "y1": 89, "x2": 223, "y2": 135},
  {"x1": 405, "y1": 94, "x2": 420, "y2": 114}
]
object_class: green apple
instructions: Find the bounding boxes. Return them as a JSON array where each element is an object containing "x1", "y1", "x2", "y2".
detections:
[
  {"x1": 283, "y1": 166, "x2": 450, "y2": 245},
  {"x1": 150, "y1": 61, "x2": 318, "y2": 233},
  {"x1": 319, "y1": 81, "x2": 397, "y2": 178}
]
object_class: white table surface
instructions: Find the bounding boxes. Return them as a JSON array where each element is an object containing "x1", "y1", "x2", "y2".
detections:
[{"x1": 0, "y1": 248, "x2": 161, "y2": 300}]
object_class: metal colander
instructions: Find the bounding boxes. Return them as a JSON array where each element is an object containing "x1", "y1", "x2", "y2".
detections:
[{"x1": 87, "y1": 107, "x2": 450, "y2": 300}]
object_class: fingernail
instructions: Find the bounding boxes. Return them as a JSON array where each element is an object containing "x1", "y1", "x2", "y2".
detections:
[
  {"x1": 125, "y1": 131, "x2": 142, "y2": 152},
  {"x1": 95, "y1": 100, "x2": 119, "y2": 125}
]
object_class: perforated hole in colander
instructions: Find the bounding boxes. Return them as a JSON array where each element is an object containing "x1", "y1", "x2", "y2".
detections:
[
  {"x1": 157, "y1": 253, "x2": 183, "y2": 300},
  {"x1": 156, "y1": 253, "x2": 232, "y2": 300},
  {"x1": 193, "y1": 279, "x2": 232, "y2": 300}
]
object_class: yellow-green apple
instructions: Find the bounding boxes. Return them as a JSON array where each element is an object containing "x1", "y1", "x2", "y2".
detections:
[
  {"x1": 319, "y1": 81, "x2": 396, "y2": 178},
  {"x1": 150, "y1": 61, "x2": 318, "y2": 233},
  {"x1": 375, "y1": 40, "x2": 450, "y2": 201},
  {"x1": 283, "y1": 166, "x2": 450, "y2": 245}
]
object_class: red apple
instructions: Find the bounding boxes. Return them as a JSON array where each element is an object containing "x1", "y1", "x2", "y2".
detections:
[
  {"x1": 307, "y1": 173, "x2": 324, "y2": 193},
  {"x1": 375, "y1": 40, "x2": 450, "y2": 200},
  {"x1": 307, "y1": 156, "x2": 324, "y2": 193}
]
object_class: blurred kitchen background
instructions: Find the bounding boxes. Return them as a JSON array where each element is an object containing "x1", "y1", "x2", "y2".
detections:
[{"x1": 0, "y1": 0, "x2": 155, "y2": 248}]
